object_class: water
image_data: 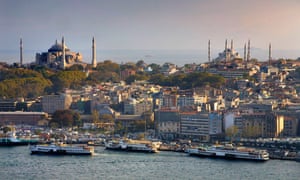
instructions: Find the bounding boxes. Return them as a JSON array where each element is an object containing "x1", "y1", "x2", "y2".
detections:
[
  {"x1": 0, "y1": 146, "x2": 299, "y2": 180},
  {"x1": 3, "y1": 48, "x2": 298, "y2": 67}
]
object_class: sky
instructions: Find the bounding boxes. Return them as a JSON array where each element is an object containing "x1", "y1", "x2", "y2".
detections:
[{"x1": 1, "y1": 0, "x2": 300, "y2": 63}]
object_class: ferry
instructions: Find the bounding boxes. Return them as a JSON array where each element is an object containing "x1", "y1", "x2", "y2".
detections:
[
  {"x1": 0, "y1": 134, "x2": 39, "y2": 146},
  {"x1": 187, "y1": 144, "x2": 269, "y2": 161},
  {"x1": 30, "y1": 143, "x2": 94, "y2": 155},
  {"x1": 105, "y1": 139, "x2": 158, "y2": 153}
]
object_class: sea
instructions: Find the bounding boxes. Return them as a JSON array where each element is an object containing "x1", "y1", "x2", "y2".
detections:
[
  {"x1": 0, "y1": 146, "x2": 299, "y2": 180},
  {"x1": 2, "y1": 48, "x2": 299, "y2": 67}
]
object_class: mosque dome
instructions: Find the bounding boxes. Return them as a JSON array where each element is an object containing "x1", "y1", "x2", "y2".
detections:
[{"x1": 48, "y1": 40, "x2": 70, "y2": 52}]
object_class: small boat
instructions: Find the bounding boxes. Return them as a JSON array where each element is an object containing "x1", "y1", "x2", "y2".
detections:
[
  {"x1": 30, "y1": 143, "x2": 94, "y2": 155},
  {"x1": 187, "y1": 144, "x2": 269, "y2": 161}
]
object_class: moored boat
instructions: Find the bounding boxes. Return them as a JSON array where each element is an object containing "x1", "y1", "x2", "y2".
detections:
[
  {"x1": 187, "y1": 144, "x2": 269, "y2": 161},
  {"x1": 296, "y1": 152, "x2": 300, "y2": 162},
  {"x1": 0, "y1": 136, "x2": 39, "y2": 146},
  {"x1": 30, "y1": 143, "x2": 94, "y2": 155},
  {"x1": 105, "y1": 139, "x2": 158, "y2": 153}
]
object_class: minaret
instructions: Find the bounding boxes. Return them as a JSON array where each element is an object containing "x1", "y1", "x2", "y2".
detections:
[
  {"x1": 269, "y1": 43, "x2": 272, "y2": 65},
  {"x1": 92, "y1": 37, "x2": 97, "y2": 68},
  {"x1": 20, "y1": 38, "x2": 23, "y2": 66},
  {"x1": 243, "y1": 43, "x2": 247, "y2": 62},
  {"x1": 61, "y1": 37, "x2": 66, "y2": 69},
  {"x1": 208, "y1": 40, "x2": 211, "y2": 62},
  {"x1": 247, "y1": 39, "x2": 250, "y2": 62},
  {"x1": 230, "y1": 39, "x2": 233, "y2": 60},
  {"x1": 225, "y1": 39, "x2": 228, "y2": 62}
]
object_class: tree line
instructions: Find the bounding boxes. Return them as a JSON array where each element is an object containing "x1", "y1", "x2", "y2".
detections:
[{"x1": 0, "y1": 60, "x2": 225, "y2": 99}]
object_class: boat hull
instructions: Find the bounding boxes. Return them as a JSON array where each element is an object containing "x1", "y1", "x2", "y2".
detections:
[
  {"x1": 30, "y1": 145, "x2": 93, "y2": 156},
  {"x1": 31, "y1": 150, "x2": 92, "y2": 155},
  {"x1": 187, "y1": 147, "x2": 269, "y2": 161},
  {"x1": 105, "y1": 140, "x2": 158, "y2": 153}
]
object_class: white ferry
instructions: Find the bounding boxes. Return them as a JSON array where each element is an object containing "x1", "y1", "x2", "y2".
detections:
[
  {"x1": 105, "y1": 139, "x2": 158, "y2": 153},
  {"x1": 30, "y1": 143, "x2": 94, "y2": 155},
  {"x1": 187, "y1": 144, "x2": 269, "y2": 161}
]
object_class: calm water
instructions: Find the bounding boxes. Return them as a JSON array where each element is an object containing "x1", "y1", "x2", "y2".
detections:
[{"x1": 0, "y1": 146, "x2": 299, "y2": 180}]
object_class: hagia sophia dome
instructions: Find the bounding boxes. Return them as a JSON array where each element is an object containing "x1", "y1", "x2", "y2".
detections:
[{"x1": 48, "y1": 40, "x2": 70, "y2": 52}]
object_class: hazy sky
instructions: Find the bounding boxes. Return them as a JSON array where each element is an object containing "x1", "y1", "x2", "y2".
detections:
[{"x1": 1, "y1": 0, "x2": 300, "y2": 53}]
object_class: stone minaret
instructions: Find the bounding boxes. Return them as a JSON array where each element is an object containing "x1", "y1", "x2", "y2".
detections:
[
  {"x1": 92, "y1": 37, "x2": 97, "y2": 68},
  {"x1": 225, "y1": 39, "x2": 228, "y2": 62},
  {"x1": 269, "y1": 43, "x2": 272, "y2": 65},
  {"x1": 230, "y1": 39, "x2": 233, "y2": 60},
  {"x1": 243, "y1": 43, "x2": 247, "y2": 62},
  {"x1": 208, "y1": 40, "x2": 211, "y2": 62},
  {"x1": 247, "y1": 40, "x2": 251, "y2": 62},
  {"x1": 20, "y1": 38, "x2": 23, "y2": 66},
  {"x1": 61, "y1": 37, "x2": 66, "y2": 69}
]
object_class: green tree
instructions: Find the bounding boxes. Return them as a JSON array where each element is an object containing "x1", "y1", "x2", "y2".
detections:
[
  {"x1": 136, "y1": 60, "x2": 145, "y2": 68},
  {"x1": 50, "y1": 110, "x2": 80, "y2": 128},
  {"x1": 96, "y1": 60, "x2": 120, "y2": 73},
  {"x1": 225, "y1": 125, "x2": 239, "y2": 142},
  {"x1": 50, "y1": 71, "x2": 86, "y2": 92},
  {"x1": 148, "y1": 63, "x2": 160, "y2": 74},
  {"x1": 92, "y1": 110, "x2": 99, "y2": 124},
  {"x1": 0, "y1": 77, "x2": 52, "y2": 98},
  {"x1": 67, "y1": 64, "x2": 84, "y2": 71}
]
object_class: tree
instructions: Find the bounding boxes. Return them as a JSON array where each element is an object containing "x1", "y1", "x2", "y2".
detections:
[
  {"x1": 225, "y1": 125, "x2": 239, "y2": 142},
  {"x1": 67, "y1": 64, "x2": 84, "y2": 71},
  {"x1": 96, "y1": 60, "x2": 120, "y2": 73},
  {"x1": 136, "y1": 60, "x2": 145, "y2": 68},
  {"x1": 92, "y1": 110, "x2": 99, "y2": 124},
  {"x1": 50, "y1": 71, "x2": 86, "y2": 92},
  {"x1": 148, "y1": 63, "x2": 160, "y2": 74},
  {"x1": 242, "y1": 126, "x2": 262, "y2": 138},
  {"x1": 50, "y1": 110, "x2": 81, "y2": 128}
]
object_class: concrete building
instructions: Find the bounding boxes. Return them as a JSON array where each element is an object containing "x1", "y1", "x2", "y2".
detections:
[
  {"x1": 177, "y1": 89, "x2": 207, "y2": 108},
  {"x1": 42, "y1": 94, "x2": 72, "y2": 114},
  {"x1": 0, "y1": 112, "x2": 48, "y2": 126},
  {"x1": 154, "y1": 109, "x2": 180, "y2": 140},
  {"x1": 179, "y1": 112, "x2": 210, "y2": 141}
]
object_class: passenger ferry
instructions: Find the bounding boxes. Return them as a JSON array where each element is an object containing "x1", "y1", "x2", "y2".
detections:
[
  {"x1": 105, "y1": 139, "x2": 158, "y2": 153},
  {"x1": 187, "y1": 144, "x2": 269, "y2": 161},
  {"x1": 30, "y1": 143, "x2": 94, "y2": 155}
]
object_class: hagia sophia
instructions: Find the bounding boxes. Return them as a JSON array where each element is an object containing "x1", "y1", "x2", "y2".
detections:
[{"x1": 33, "y1": 37, "x2": 97, "y2": 70}]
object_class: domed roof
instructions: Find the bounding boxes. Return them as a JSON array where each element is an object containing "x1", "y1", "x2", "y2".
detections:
[{"x1": 48, "y1": 40, "x2": 70, "y2": 52}]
